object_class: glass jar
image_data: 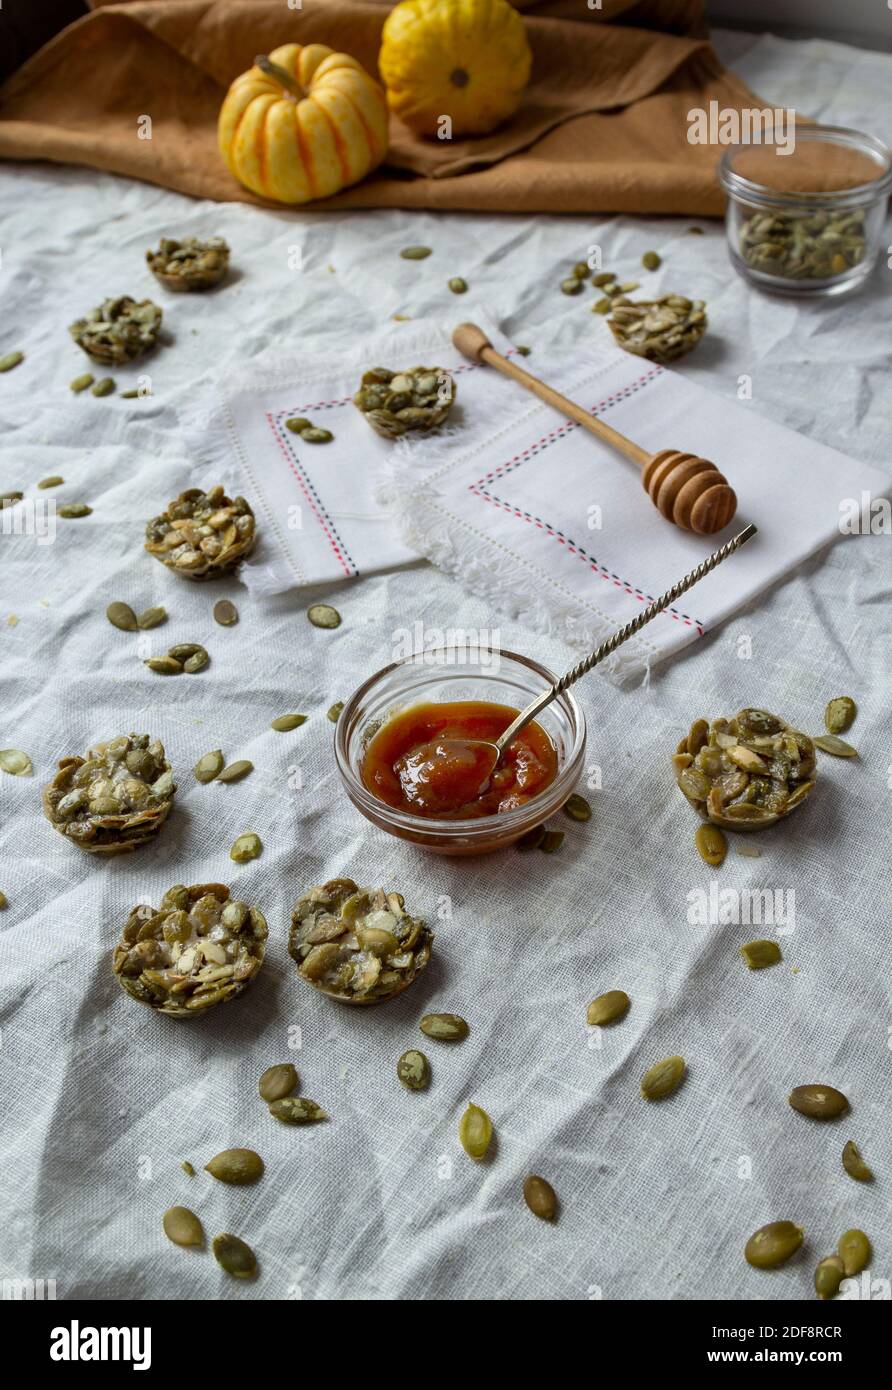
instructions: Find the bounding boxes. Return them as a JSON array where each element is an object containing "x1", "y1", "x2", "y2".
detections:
[{"x1": 718, "y1": 125, "x2": 892, "y2": 298}]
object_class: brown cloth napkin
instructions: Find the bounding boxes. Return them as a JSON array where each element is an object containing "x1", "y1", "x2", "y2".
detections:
[{"x1": 0, "y1": 0, "x2": 761, "y2": 213}]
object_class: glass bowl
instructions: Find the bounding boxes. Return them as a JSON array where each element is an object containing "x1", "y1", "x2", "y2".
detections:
[
  {"x1": 718, "y1": 124, "x2": 892, "y2": 298},
  {"x1": 335, "y1": 646, "x2": 586, "y2": 855}
]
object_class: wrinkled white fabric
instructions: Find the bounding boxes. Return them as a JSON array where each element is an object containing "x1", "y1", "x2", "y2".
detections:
[{"x1": 1, "y1": 30, "x2": 891, "y2": 1302}]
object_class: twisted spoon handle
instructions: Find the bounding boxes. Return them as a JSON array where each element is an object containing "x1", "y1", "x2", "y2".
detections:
[{"x1": 493, "y1": 522, "x2": 757, "y2": 755}]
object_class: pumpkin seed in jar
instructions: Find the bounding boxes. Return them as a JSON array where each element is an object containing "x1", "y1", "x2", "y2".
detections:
[
  {"x1": 448, "y1": 277, "x2": 468, "y2": 294},
  {"x1": 269, "y1": 1096, "x2": 326, "y2": 1124},
  {"x1": 204, "y1": 1148, "x2": 264, "y2": 1185},
  {"x1": 824, "y1": 697, "x2": 856, "y2": 734},
  {"x1": 841, "y1": 1140, "x2": 873, "y2": 1182},
  {"x1": 300, "y1": 426, "x2": 333, "y2": 444},
  {"x1": 213, "y1": 599, "x2": 238, "y2": 627},
  {"x1": 814, "y1": 734, "x2": 858, "y2": 758},
  {"x1": 0, "y1": 351, "x2": 24, "y2": 372},
  {"x1": 560, "y1": 277, "x2": 584, "y2": 296},
  {"x1": 397, "y1": 1049, "x2": 430, "y2": 1091},
  {"x1": 258, "y1": 1063, "x2": 299, "y2": 1103},
  {"x1": 523, "y1": 1174, "x2": 557, "y2": 1220},
  {"x1": 212, "y1": 1233, "x2": 257, "y2": 1279},
  {"x1": 270, "y1": 714, "x2": 307, "y2": 732},
  {"x1": 106, "y1": 601, "x2": 138, "y2": 632},
  {"x1": 58, "y1": 503, "x2": 92, "y2": 518},
  {"x1": 695, "y1": 823, "x2": 727, "y2": 867},
  {"x1": 145, "y1": 655, "x2": 182, "y2": 674},
  {"x1": 562, "y1": 793, "x2": 591, "y2": 822},
  {"x1": 459, "y1": 1102, "x2": 493, "y2": 1160},
  {"x1": 230, "y1": 832, "x2": 262, "y2": 863},
  {"x1": 587, "y1": 989, "x2": 630, "y2": 1027},
  {"x1": 218, "y1": 759, "x2": 253, "y2": 783},
  {"x1": 308, "y1": 604, "x2": 341, "y2": 629},
  {"x1": 814, "y1": 1255, "x2": 845, "y2": 1300},
  {"x1": 37, "y1": 476, "x2": 65, "y2": 489},
  {"x1": 789, "y1": 1084, "x2": 848, "y2": 1120},
  {"x1": 420, "y1": 1012, "x2": 468, "y2": 1041},
  {"x1": 0, "y1": 749, "x2": 33, "y2": 776},
  {"x1": 740, "y1": 939, "x2": 782, "y2": 970},
  {"x1": 838, "y1": 1228, "x2": 871, "y2": 1277},
  {"x1": 137, "y1": 606, "x2": 166, "y2": 630},
  {"x1": 91, "y1": 377, "x2": 115, "y2": 397},
  {"x1": 539, "y1": 830, "x2": 564, "y2": 853},
  {"x1": 70, "y1": 373, "x2": 94, "y2": 393},
  {"x1": 592, "y1": 272, "x2": 615, "y2": 286},
  {"x1": 327, "y1": 702, "x2": 344, "y2": 722},
  {"x1": 285, "y1": 417, "x2": 312, "y2": 433},
  {"x1": 400, "y1": 246, "x2": 432, "y2": 260},
  {"x1": 642, "y1": 251, "x2": 661, "y2": 270},
  {"x1": 162, "y1": 1205, "x2": 204, "y2": 1247},
  {"x1": 641, "y1": 1055, "x2": 686, "y2": 1101},
  {"x1": 745, "y1": 1220, "x2": 804, "y2": 1269},
  {"x1": 194, "y1": 750, "x2": 224, "y2": 783}
]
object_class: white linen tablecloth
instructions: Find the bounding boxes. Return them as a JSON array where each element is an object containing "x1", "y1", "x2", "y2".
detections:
[{"x1": 1, "y1": 31, "x2": 891, "y2": 1302}]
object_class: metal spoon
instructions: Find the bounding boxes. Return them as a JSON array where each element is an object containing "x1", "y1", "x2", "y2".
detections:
[{"x1": 396, "y1": 523, "x2": 757, "y2": 810}]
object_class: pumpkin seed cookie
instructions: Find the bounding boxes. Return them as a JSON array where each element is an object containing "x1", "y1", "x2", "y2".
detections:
[
  {"x1": 673, "y1": 708, "x2": 816, "y2": 831},
  {"x1": 69, "y1": 296, "x2": 162, "y2": 364},
  {"x1": 607, "y1": 295, "x2": 706, "y2": 364},
  {"x1": 42, "y1": 733, "x2": 175, "y2": 855},
  {"x1": 145, "y1": 484, "x2": 255, "y2": 579},
  {"x1": 146, "y1": 236, "x2": 230, "y2": 292},
  {"x1": 113, "y1": 883, "x2": 267, "y2": 1016},
  {"x1": 353, "y1": 366, "x2": 456, "y2": 439},
  {"x1": 289, "y1": 878, "x2": 433, "y2": 1005}
]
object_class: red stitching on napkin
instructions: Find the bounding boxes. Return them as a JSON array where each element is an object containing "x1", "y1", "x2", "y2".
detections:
[{"x1": 267, "y1": 414, "x2": 356, "y2": 578}]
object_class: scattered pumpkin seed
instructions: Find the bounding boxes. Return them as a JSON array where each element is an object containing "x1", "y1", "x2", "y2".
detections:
[
  {"x1": 259, "y1": 1063, "x2": 299, "y2": 1103},
  {"x1": 271, "y1": 714, "x2": 307, "y2": 732},
  {"x1": 618, "y1": 281, "x2": 640, "y2": 293},
  {"x1": 515, "y1": 824, "x2": 545, "y2": 850},
  {"x1": 400, "y1": 246, "x2": 432, "y2": 260},
  {"x1": 167, "y1": 643, "x2": 202, "y2": 662},
  {"x1": 523, "y1": 1175, "x2": 557, "y2": 1221},
  {"x1": 37, "y1": 476, "x2": 64, "y2": 489},
  {"x1": 327, "y1": 702, "x2": 344, "y2": 722},
  {"x1": 285, "y1": 417, "x2": 312, "y2": 433},
  {"x1": 218, "y1": 759, "x2": 253, "y2": 783},
  {"x1": 515, "y1": 345, "x2": 531, "y2": 356},
  {"x1": 695, "y1": 823, "x2": 727, "y2": 867},
  {"x1": 740, "y1": 939, "x2": 782, "y2": 970},
  {"x1": 842, "y1": 1139, "x2": 873, "y2": 1183},
  {"x1": 789, "y1": 1084, "x2": 849, "y2": 1120},
  {"x1": 0, "y1": 749, "x2": 33, "y2": 776},
  {"x1": 307, "y1": 603, "x2": 341, "y2": 629},
  {"x1": 838, "y1": 1228, "x2": 871, "y2": 1277},
  {"x1": 587, "y1": 989, "x2": 630, "y2": 1027},
  {"x1": 181, "y1": 1160, "x2": 195, "y2": 1177},
  {"x1": 69, "y1": 373, "x2": 94, "y2": 393},
  {"x1": 213, "y1": 599, "x2": 239, "y2": 626},
  {"x1": 560, "y1": 277, "x2": 584, "y2": 295},
  {"x1": 824, "y1": 697, "x2": 856, "y2": 734},
  {"x1": 0, "y1": 891, "x2": 8, "y2": 909},
  {"x1": 448, "y1": 277, "x2": 468, "y2": 294},
  {"x1": 230, "y1": 832, "x2": 262, "y2": 863},
  {"x1": 562, "y1": 793, "x2": 591, "y2": 822},
  {"x1": 459, "y1": 1102, "x2": 493, "y2": 1160},
  {"x1": 120, "y1": 389, "x2": 140, "y2": 399},
  {"x1": 194, "y1": 750, "x2": 225, "y2": 783},
  {"x1": 212, "y1": 1232, "x2": 257, "y2": 1279},
  {"x1": 137, "y1": 606, "x2": 166, "y2": 630},
  {"x1": 91, "y1": 377, "x2": 115, "y2": 397},
  {"x1": 745, "y1": 1220, "x2": 804, "y2": 1269},
  {"x1": 397, "y1": 1049, "x2": 430, "y2": 1091},
  {"x1": 163, "y1": 1205, "x2": 204, "y2": 1247},
  {"x1": 145, "y1": 655, "x2": 182, "y2": 675},
  {"x1": 814, "y1": 1255, "x2": 845, "y2": 1299},
  {"x1": 420, "y1": 1012, "x2": 468, "y2": 1041},
  {"x1": 58, "y1": 503, "x2": 92, "y2": 518},
  {"x1": 300, "y1": 426, "x2": 333, "y2": 443},
  {"x1": 572, "y1": 261, "x2": 590, "y2": 278},
  {"x1": 0, "y1": 491, "x2": 23, "y2": 506},
  {"x1": 269, "y1": 1096, "x2": 326, "y2": 1124},
  {"x1": 183, "y1": 649, "x2": 209, "y2": 674},
  {"x1": 0, "y1": 351, "x2": 24, "y2": 372},
  {"x1": 593, "y1": 297, "x2": 612, "y2": 314},
  {"x1": 539, "y1": 830, "x2": 564, "y2": 853},
  {"x1": 106, "y1": 601, "x2": 138, "y2": 632},
  {"x1": 642, "y1": 251, "x2": 661, "y2": 270},
  {"x1": 592, "y1": 272, "x2": 615, "y2": 286},
  {"x1": 204, "y1": 1148, "x2": 264, "y2": 1185},
  {"x1": 641, "y1": 1054, "x2": 686, "y2": 1101},
  {"x1": 688, "y1": 226, "x2": 704, "y2": 234},
  {"x1": 814, "y1": 734, "x2": 858, "y2": 758}
]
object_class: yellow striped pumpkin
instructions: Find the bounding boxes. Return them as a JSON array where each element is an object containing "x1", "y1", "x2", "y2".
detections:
[{"x1": 218, "y1": 44, "x2": 389, "y2": 204}]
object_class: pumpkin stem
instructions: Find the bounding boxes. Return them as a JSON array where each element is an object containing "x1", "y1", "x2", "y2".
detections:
[{"x1": 255, "y1": 54, "x2": 306, "y2": 101}]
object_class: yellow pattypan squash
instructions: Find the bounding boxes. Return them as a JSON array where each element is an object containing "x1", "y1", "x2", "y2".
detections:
[
  {"x1": 218, "y1": 44, "x2": 389, "y2": 204},
  {"x1": 379, "y1": 0, "x2": 532, "y2": 138}
]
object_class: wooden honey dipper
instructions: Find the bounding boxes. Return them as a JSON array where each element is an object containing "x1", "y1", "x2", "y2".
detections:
[{"x1": 452, "y1": 323, "x2": 737, "y2": 536}]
